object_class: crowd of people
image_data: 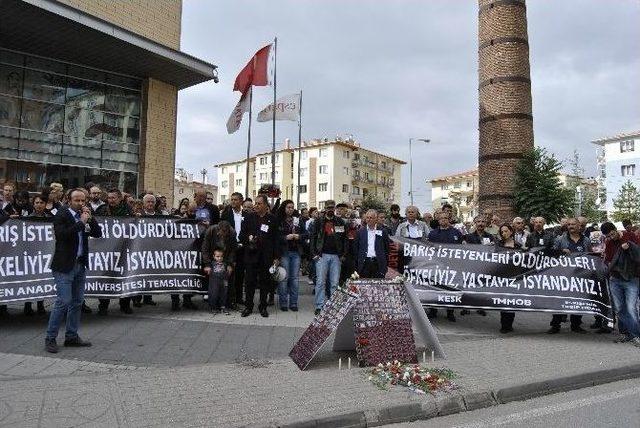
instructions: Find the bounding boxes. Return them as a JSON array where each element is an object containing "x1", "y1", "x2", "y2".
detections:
[{"x1": 1, "y1": 181, "x2": 639, "y2": 352}]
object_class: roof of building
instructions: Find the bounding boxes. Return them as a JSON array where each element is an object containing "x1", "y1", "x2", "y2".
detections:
[
  {"x1": 3, "y1": 0, "x2": 217, "y2": 89},
  {"x1": 591, "y1": 130, "x2": 640, "y2": 145},
  {"x1": 430, "y1": 168, "x2": 478, "y2": 183},
  {"x1": 215, "y1": 139, "x2": 406, "y2": 167}
]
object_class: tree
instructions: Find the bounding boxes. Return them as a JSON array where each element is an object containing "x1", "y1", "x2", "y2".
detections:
[
  {"x1": 513, "y1": 147, "x2": 573, "y2": 223},
  {"x1": 611, "y1": 180, "x2": 640, "y2": 223},
  {"x1": 360, "y1": 194, "x2": 387, "y2": 213}
]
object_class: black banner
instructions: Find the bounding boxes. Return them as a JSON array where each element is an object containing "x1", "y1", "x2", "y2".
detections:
[
  {"x1": 389, "y1": 236, "x2": 613, "y2": 322},
  {"x1": 0, "y1": 218, "x2": 205, "y2": 303}
]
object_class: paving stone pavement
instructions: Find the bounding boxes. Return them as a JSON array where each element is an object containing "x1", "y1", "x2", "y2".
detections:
[{"x1": 1, "y1": 278, "x2": 639, "y2": 427}]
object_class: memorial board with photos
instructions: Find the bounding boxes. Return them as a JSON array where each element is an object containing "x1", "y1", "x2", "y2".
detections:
[
  {"x1": 289, "y1": 288, "x2": 359, "y2": 370},
  {"x1": 352, "y1": 280, "x2": 418, "y2": 367}
]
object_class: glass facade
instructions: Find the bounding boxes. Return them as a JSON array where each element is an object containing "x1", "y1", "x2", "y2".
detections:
[{"x1": 0, "y1": 48, "x2": 141, "y2": 193}]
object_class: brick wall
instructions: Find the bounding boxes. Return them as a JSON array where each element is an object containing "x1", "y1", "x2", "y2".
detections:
[
  {"x1": 58, "y1": 0, "x2": 182, "y2": 49},
  {"x1": 477, "y1": 0, "x2": 534, "y2": 221},
  {"x1": 139, "y1": 78, "x2": 178, "y2": 204}
]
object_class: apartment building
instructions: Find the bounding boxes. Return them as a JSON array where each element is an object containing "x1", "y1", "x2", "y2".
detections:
[
  {"x1": 173, "y1": 168, "x2": 217, "y2": 208},
  {"x1": 592, "y1": 130, "x2": 640, "y2": 215},
  {"x1": 215, "y1": 137, "x2": 405, "y2": 208},
  {"x1": 430, "y1": 168, "x2": 597, "y2": 222}
]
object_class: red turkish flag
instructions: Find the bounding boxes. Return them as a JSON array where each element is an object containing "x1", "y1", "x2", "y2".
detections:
[{"x1": 233, "y1": 44, "x2": 272, "y2": 95}]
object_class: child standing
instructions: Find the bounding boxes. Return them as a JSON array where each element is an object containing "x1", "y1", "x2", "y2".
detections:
[{"x1": 209, "y1": 248, "x2": 231, "y2": 314}]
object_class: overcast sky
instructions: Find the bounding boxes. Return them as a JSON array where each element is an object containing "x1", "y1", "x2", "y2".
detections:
[{"x1": 175, "y1": 0, "x2": 639, "y2": 210}]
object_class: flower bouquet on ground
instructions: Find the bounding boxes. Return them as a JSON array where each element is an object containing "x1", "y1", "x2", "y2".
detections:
[{"x1": 367, "y1": 360, "x2": 457, "y2": 395}]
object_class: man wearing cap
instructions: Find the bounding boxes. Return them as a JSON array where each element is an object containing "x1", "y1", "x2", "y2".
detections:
[{"x1": 310, "y1": 200, "x2": 347, "y2": 315}]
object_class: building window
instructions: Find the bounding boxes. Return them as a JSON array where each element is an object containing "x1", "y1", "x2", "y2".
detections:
[
  {"x1": 234, "y1": 165, "x2": 240, "y2": 173},
  {"x1": 259, "y1": 157, "x2": 267, "y2": 165},
  {"x1": 300, "y1": 150, "x2": 308, "y2": 160},
  {"x1": 342, "y1": 184, "x2": 349, "y2": 193},
  {"x1": 259, "y1": 172, "x2": 268, "y2": 182},
  {"x1": 343, "y1": 167, "x2": 349, "y2": 175},
  {"x1": 299, "y1": 185, "x2": 307, "y2": 193},
  {"x1": 300, "y1": 167, "x2": 307, "y2": 177},
  {"x1": 354, "y1": 170, "x2": 360, "y2": 177},
  {"x1": 440, "y1": 183, "x2": 449, "y2": 190},
  {"x1": 353, "y1": 186, "x2": 360, "y2": 195},
  {"x1": 343, "y1": 150, "x2": 350, "y2": 159},
  {"x1": 319, "y1": 148, "x2": 328, "y2": 158},
  {"x1": 319, "y1": 182, "x2": 328, "y2": 191},
  {"x1": 621, "y1": 164, "x2": 636, "y2": 177},
  {"x1": 275, "y1": 154, "x2": 280, "y2": 162},
  {"x1": 221, "y1": 167, "x2": 226, "y2": 174},
  {"x1": 380, "y1": 161, "x2": 386, "y2": 169},
  {"x1": 365, "y1": 172, "x2": 370, "y2": 180},
  {"x1": 353, "y1": 153, "x2": 360, "y2": 161},
  {"x1": 221, "y1": 180, "x2": 228, "y2": 188},
  {"x1": 453, "y1": 181, "x2": 461, "y2": 189},
  {"x1": 466, "y1": 181, "x2": 472, "y2": 187},
  {"x1": 620, "y1": 140, "x2": 635, "y2": 153},
  {"x1": 235, "y1": 179, "x2": 243, "y2": 187},
  {"x1": 319, "y1": 165, "x2": 328, "y2": 174},
  {"x1": 362, "y1": 188, "x2": 369, "y2": 197},
  {"x1": 179, "y1": 188, "x2": 184, "y2": 194}
]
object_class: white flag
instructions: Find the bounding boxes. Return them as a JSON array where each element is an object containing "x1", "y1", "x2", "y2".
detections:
[
  {"x1": 226, "y1": 88, "x2": 251, "y2": 134},
  {"x1": 257, "y1": 93, "x2": 300, "y2": 122}
]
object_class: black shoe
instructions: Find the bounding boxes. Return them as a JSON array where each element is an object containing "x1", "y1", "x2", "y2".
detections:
[
  {"x1": 597, "y1": 327, "x2": 613, "y2": 334},
  {"x1": 477, "y1": 310, "x2": 487, "y2": 316},
  {"x1": 547, "y1": 326, "x2": 561, "y2": 334},
  {"x1": 314, "y1": 309, "x2": 321, "y2": 316},
  {"x1": 281, "y1": 307, "x2": 289, "y2": 312},
  {"x1": 98, "y1": 307, "x2": 108, "y2": 316},
  {"x1": 64, "y1": 337, "x2": 92, "y2": 347},
  {"x1": 241, "y1": 308, "x2": 252, "y2": 317},
  {"x1": 290, "y1": 307, "x2": 298, "y2": 312},
  {"x1": 120, "y1": 306, "x2": 133, "y2": 314},
  {"x1": 81, "y1": 302, "x2": 93, "y2": 314},
  {"x1": 560, "y1": 315, "x2": 568, "y2": 323},
  {"x1": 446, "y1": 314, "x2": 456, "y2": 322},
  {"x1": 143, "y1": 298, "x2": 157, "y2": 306},
  {"x1": 45, "y1": 338, "x2": 58, "y2": 353},
  {"x1": 24, "y1": 303, "x2": 35, "y2": 316},
  {"x1": 460, "y1": 309, "x2": 470, "y2": 316},
  {"x1": 0, "y1": 306, "x2": 8, "y2": 318},
  {"x1": 260, "y1": 308, "x2": 269, "y2": 318},
  {"x1": 589, "y1": 321, "x2": 602, "y2": 329},
  {"x1": 426, "y1": 308, "x2": 437, "y2": 319},
  {"x1": 37, "y1": 302, "x2": 46, "y2": 315},
  {"x1": 571, "y1": 326, "x2": 588, "y2": 334},
  {"x1": 500, "y1": 327, "x2": 513, "y2": 334},
  {"x1": 133, "y1": 301, "x2": 143, "y2": 308},
  {"x1": 183, "y1": 301, "x2": 198, "y2": 310}
]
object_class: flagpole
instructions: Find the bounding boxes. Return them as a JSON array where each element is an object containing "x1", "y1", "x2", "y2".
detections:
[
  {"x1": 296, "y1": 90, "x2": 303, "y2": 208},
  {"x1": 271, "y1": 37, "x2": 277, "y2": 188},
  {"x1": 245, "y1": 87, "x2": 253, "y2": 199}
]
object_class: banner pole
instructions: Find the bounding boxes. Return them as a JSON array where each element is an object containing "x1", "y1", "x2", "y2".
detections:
[
  {"x1": 296, "y1": 90, "x2": 303, "y2": 208},
  {"x1": 245, "y1": 87, "x2": 253, "y2": 199},
  {"x1": 271, "y1": 37, "x2": 278, "y2": 188}
]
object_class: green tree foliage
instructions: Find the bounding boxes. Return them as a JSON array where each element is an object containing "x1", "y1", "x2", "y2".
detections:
[
  {"x1": 513, "y1": 148, "x2": 572, "y2": 223},
  {"x1": 360, "y1": 194, "x2": 387, "y2": 213},
  {"x1": 611, "y1": 180, "x2": 640, "y2": 223}
]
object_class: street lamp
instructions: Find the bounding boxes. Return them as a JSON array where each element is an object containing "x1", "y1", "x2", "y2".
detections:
[
  {"x1": 409, "y1": 138, "x2": 430, "y2": 206},
  {"x1": 575, "y1": 185, "x2": 583, "y2": 216},
  {"x1": 200, "y1": 168, "x2": 207, "y2": 184}
]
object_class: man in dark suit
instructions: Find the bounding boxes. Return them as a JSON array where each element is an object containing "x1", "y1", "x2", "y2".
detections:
[
  {"x1": 45, "y1": 189, "x2": 102, "y2": 353},
  {"x1": 239, "y1": 194, "x2": 281, "y2": 318},
  {"x1": 220, "y1": 192, "x2": 247, "y2": 308},
  {"x1": 354, "y1": 209, "x2": 390, "y2": 278}
]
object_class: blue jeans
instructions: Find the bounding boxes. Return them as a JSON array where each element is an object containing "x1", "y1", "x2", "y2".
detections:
[
  {"x1": 46, "y1": 263, "x2": 86, "y2": 341},
  {"x1": 278, "y1": 251, "x2": 301, "y2": 308},
  {"x1": 610, "y1": 277, "x2": 640, "y2": 338},
  {"x1": 314, "y1": 254, "x2": 341, "y2": 309}
]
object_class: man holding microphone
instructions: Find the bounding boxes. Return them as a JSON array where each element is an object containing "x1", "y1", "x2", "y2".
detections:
[{"x1": 45, "y1": 189, "x2": 102, "y2": 353}]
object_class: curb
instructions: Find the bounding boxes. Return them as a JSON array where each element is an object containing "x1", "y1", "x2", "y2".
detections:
[{"x1": 275, "y1": 363, "x2": 640, "y2": 428}]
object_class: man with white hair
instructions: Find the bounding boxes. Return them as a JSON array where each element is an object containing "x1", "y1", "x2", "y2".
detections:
[
  {"x1": 512, "y1": 217, "x2": 529, "y2": 247},
  {"x1": 395, "y1": 206, "x2": 429, "y2": 239},
  {"x1": 354, "y1": 209, "x2": 390, "y2": 278}
]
